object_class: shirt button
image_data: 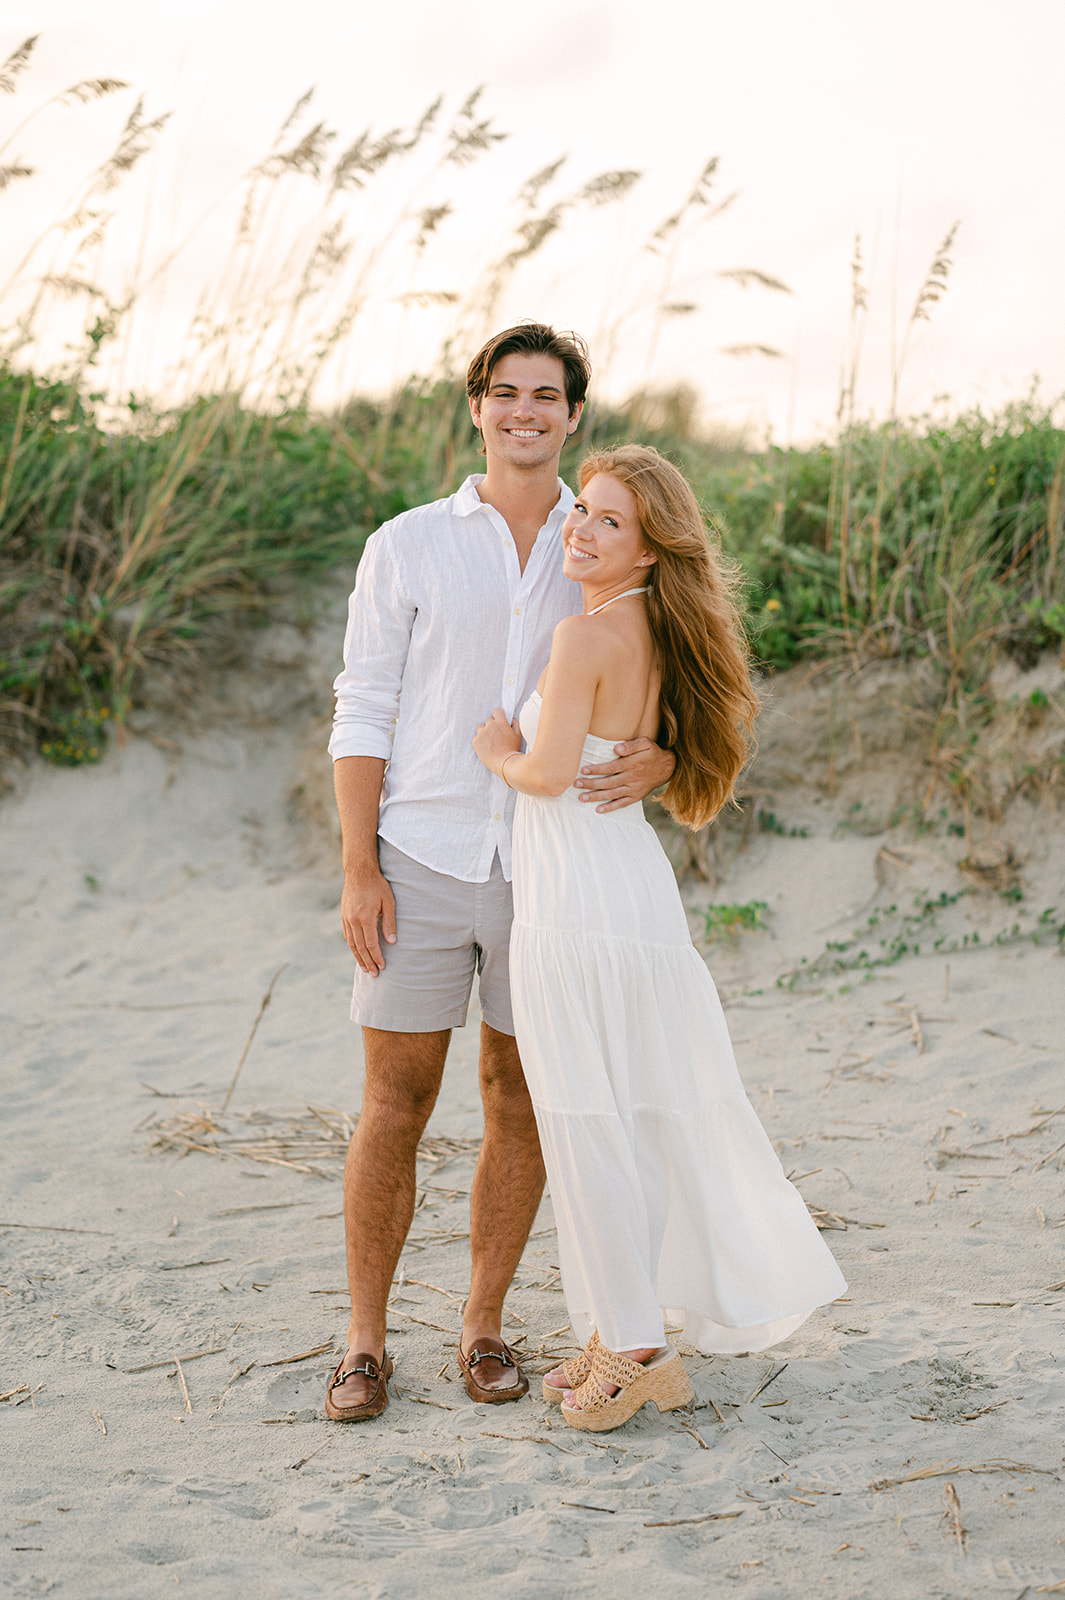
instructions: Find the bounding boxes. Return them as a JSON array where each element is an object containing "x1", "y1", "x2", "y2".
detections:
[
  {"x1": 494, "y1": 812, "x2": 501, "y2": 821},
  {"x1": 506, "y1": 676, "x2": 514, "y2": 685},
  {"x1": 513, "y1": 606, "x2": 521, "y2": 616}
]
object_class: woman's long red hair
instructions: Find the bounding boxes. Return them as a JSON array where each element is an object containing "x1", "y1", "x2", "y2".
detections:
[{"x1": 579, "y1": 445, "x2": 758, "y2": 829}]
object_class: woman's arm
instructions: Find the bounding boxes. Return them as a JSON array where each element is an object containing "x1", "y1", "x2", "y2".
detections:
[{"x1": 473, "y1": 618, "x2": 600, "y2": 797}]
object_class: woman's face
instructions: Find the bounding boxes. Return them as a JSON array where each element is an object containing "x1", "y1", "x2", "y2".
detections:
[{"x1": 561, "y1": 472, "x2": 655, "y2": 587}]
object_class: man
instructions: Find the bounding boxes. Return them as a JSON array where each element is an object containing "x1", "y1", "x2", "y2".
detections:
[{"x1": 325, "y1": 323, "x2": 674, "y2": 1421}]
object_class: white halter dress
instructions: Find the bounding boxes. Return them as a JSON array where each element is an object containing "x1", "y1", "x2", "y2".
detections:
[{"x1": 509, "y1": 689, "x2": 847, "y2": 1353}]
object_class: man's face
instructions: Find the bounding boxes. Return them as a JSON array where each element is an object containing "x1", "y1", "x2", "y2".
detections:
[{"x1": 469, "y1": 352, "x2": 582, "y2": 470}]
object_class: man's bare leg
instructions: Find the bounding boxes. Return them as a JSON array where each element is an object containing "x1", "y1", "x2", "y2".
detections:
[
  {"x1": 331, "y1": 1027, "x2": 450, "y2": 1409},
  {"x1": 460, "y1": 1022, "x2": 545, "y2": 1391}
]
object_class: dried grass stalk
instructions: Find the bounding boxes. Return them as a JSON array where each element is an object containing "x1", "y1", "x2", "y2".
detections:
[
  {"x1": 147, "y1": 1104, "x2": 481, "y2": 1179},
  {"x1": 871, "y1": 1458, "x2": 1056, "y2": 1490}
]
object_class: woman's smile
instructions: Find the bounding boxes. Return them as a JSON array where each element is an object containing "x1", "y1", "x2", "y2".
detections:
[{"x1": 561, "y1": 472, "x2": 654, "y2": 597}]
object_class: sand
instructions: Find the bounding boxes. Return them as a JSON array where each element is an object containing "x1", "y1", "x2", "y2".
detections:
[{"x1": 2, "y1": 614, "x2": 1064, "y2": 1599}]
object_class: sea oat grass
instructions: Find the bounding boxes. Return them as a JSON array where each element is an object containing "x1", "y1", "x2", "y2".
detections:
[
  {"x1": 2, "y1": 53, "x2": 1062, "y2": 779},
  {"x1": 0, "y1": 367, "x2": 395, "y2": 760},
  {"x1": 3, "y1": 371, "x2": 1063, "y2": 771},
  {"x1": 673, "y1": 401, "x2": 1065, "y2": 674}
]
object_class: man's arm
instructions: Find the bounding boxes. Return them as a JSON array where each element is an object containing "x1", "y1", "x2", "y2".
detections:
[
  {"x1": 329, "y1": 528, "x2": 411, "y2": 764},
  {"x1": 329, "y1": 525, "x2": 415, "y2": 971},
  {"x1": 335, "y1": 756, "x2": 395, "y2": 975},
  {"x1": 574, "y1": 740, "x2": 676, "y2": 814}
]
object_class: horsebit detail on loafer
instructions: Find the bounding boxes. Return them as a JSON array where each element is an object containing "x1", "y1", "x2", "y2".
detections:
[
  {"x1": 332, "y1": 1360, "x2": 381, "y2": 1387},
  {"x1": 465, "y1": 1346, "x2": 515, "y2": 1369}
]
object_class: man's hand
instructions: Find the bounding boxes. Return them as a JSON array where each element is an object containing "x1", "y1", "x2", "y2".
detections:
[
  {"x1": 574, "y1": 738, "x2": 676, "y2": 813},
  {"x1": 341, "y1": 865, "x2": 397, "y2": 975}
]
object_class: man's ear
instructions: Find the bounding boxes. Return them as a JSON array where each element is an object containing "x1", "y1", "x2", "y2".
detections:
[
  {"x1": 469, "y1": 394, "x2": 486, "y2": 452},
  {"x1": 566, "y1": 401, "x2": 584, "y2": 435}
]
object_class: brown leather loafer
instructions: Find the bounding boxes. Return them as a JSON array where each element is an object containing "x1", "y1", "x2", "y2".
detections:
[
  {"x1": 457, "y1": 1338, "x2": 529, "y2": 1404},
  {"x1": 324, "y1": 1351, "x2": 393, "y2": 1422}
]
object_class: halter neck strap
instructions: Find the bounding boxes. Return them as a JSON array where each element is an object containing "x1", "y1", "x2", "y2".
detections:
[{"x1": 586, "y1": 586, "x2": 650, "y2": 616}]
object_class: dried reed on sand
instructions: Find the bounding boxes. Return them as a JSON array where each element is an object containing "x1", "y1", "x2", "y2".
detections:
[
  {"x1": 145, "y1": 1104, "x2": 871, "y2": 1234},
  {"x1": 146, "y1": 1104, "x2": 479, "y2": 1181}
]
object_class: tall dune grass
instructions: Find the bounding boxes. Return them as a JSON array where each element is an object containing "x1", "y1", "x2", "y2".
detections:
[
  {"x1": 674, "y1": 398, "x2": 1065, "y2": 676},
  {"x1": 1, "y1": 38, "x2": 1063, "y2": 787},
  {"x1": 5, "y1": 361, "x2": 1061, "y2": 773},
  {"x1": 0, "y1": 361, "x2": 503, "y2": 761},
  {"x1": 0, "y1": 41, "x2": 792, "y2": 766}
]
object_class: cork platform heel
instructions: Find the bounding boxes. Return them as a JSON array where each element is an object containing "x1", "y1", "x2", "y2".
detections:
[
  {"x1": 541, "y1": 1330, "x2": 601, "y2": 1403},
  {"x1": 561, "y1": 1341, "x2": 694, "y2": 1432}
]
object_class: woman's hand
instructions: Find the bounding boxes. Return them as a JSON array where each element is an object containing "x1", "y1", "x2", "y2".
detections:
[{"x1": 473, "y1": 707, "x2": 521, "y2": 776}]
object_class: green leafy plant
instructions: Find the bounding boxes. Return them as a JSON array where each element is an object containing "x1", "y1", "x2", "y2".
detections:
[
  {"x1": 38, "y1": 704, "x2": 110, "y2": 765},
  {"x1": 757, "y1": 807, "x2": 809, "y2": 838},
  {"x1": 779, "y1": 892, "x2": 1063, "y2": 989},
  {"x1": 699, "y1": 900, "x2": 770, "y2": 941}
]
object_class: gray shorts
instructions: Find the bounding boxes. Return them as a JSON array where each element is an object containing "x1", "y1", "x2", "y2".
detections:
[{"x1": 350, "y1": 839, "x2": 515, "y2": 1035}]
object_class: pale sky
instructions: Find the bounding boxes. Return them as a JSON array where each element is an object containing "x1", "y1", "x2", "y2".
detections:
[{"x1": 3, "y1": 0, "x2": 1064, "y2": 442}]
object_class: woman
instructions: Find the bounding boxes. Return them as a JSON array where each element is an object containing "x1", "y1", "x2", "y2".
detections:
[{"x1": 473, "y1": 446, "x2": 846, "y2": 1432}]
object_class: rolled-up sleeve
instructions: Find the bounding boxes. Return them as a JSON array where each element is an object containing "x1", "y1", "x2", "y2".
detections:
[{"x1": 328, "y1": 526, "x2": 414, "y2": 762}]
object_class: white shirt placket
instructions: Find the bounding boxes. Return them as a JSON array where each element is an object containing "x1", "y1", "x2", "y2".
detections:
[{"x1": 483, "y1": 501, "x2": 534, "y2": 869}]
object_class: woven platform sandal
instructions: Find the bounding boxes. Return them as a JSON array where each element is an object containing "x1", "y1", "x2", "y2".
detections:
[
  {"x1": 561, "y1": 1342, "x2": 694, "y2": 1433},
  {"x1": 541, "y1": 1330, "x2": 601, "y2": 1403}
]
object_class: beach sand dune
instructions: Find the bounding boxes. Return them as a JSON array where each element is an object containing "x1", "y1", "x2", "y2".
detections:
[{"x1": 3, "y1": 633, "x2": 1064, "y2": 1598}]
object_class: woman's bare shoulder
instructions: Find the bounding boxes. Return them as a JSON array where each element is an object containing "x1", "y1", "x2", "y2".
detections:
[{"x1": 550, "y1": 611, "x2": 612, "y2": 656}]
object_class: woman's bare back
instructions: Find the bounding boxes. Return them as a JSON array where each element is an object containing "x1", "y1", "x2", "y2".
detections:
[{"x1": 537, "y1": 592, "x2": 661, "y2": 745}]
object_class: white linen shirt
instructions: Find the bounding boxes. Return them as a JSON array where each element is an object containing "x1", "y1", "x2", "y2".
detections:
[{"x1": 328, "y1": 474, "x2": 580, "y2": 883}]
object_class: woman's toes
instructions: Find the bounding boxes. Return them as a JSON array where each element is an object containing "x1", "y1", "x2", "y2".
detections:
[{"x1": 563, "y1": 1378, "x2": 616, "y2": 1411}]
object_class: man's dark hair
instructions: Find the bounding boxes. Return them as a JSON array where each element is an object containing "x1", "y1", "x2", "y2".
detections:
[{"x1": 465, "y1": 322, "x2": 591, "y2": 415}]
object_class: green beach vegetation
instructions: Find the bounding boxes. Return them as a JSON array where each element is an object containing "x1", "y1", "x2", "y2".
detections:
[
  {"x1": 4, "y1": 363, "x2": 1062, "y2": 771},
  {"x1": 2, "y1": 37, "x2": 1063, "y2": 786}
]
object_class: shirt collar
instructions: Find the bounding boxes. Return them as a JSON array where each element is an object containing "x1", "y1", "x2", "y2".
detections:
[{"x1": 453, "y1": 474, "x2": 574, "y2": 520}]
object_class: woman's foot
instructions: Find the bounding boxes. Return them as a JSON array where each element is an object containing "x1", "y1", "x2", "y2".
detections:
[
  {"x1": 542, "y1": 1331, "x2": 601, "y2": 1403},
  {"x1": 561, "y1": 1345, "x2": 662, "y2": 1409},
  {"x1": 560, "y1": 1343, "x2": 694, "y2": 1432}
]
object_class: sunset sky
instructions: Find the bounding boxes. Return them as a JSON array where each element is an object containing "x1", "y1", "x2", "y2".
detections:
[{"x1": 3, "y1": 0, "x2": 1063, "y2": 441}]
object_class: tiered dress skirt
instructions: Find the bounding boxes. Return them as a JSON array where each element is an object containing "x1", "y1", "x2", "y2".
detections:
[{"x1": 509, "y1": 693, "x2": 847, "y2": 1354}]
